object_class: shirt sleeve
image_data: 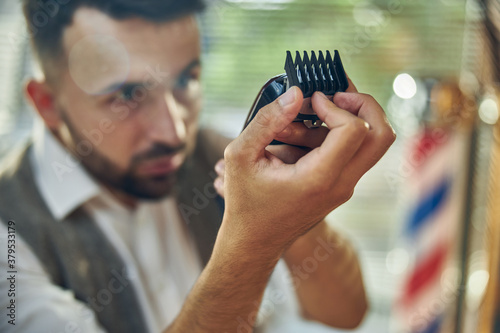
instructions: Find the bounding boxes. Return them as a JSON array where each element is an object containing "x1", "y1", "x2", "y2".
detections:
[{"x1": 0, "y1": 221, "x2": 108, "y2": 333}]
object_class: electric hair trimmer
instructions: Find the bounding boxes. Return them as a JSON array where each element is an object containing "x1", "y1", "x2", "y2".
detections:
[{"x1": 243, "y1": 50, "x2": 348, "y2": 144}]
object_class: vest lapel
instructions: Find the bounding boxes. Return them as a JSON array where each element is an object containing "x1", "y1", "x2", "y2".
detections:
[
  {"x1": 0, "y1": 129, "x2": 229, "y2": 332},
  {"x1": 176, "y1": 129, "x2": 228, "y2": 266},
  {"x1": 176, "y1": 146, "x2": 224, "y2": 266}
]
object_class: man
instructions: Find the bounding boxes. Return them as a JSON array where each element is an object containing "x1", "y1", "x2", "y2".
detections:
[{"x1": 0, "y1": 0, "x2": 395, "y2": 332}]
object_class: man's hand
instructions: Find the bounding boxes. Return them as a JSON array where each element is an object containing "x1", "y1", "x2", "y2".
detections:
[
  {"x1": 213, "y1": 121, "x2": 329, "y2": 195},
  {"x1": 221, "y1": 85, "x2": 366, "y2": 247},
  {"x1": 166, "y1": 82, "x2": 395, "y2": 333},
  {"x1": 210, "y1": 81, "x2": 394, "y2": 329},
  {"x1": 216, "y1": 83, "x2": 395, "y2": 250}
]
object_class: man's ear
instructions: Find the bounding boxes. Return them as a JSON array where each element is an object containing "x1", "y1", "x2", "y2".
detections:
[{"x1": 25, "y1": 80, "x2": 61, "y2": 130}]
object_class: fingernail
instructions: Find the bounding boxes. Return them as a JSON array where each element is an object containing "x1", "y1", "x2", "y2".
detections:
[
  {"x1": 215, "y1": 160, "x2": 225, "y2": 173},
  {"x1": 276, "y1": 127, "x2": 291, "y2": 138},
  {"x1": 315, "y1": 91, "x2": 328, "y2": 100},
  {"x1": 214, "y1": 178, "x2": 223, "y2": 189},
  {"x1": 278, "y1": 87, "x2": 297, "y2": 107}
]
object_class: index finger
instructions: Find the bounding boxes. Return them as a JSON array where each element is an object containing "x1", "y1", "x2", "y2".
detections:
[
  {"x1": 333, "y1": 92, "x2": 391, "y2": 135},
  {"x1": 297, "y1": 92, "x2": 369, "y2": 176}
]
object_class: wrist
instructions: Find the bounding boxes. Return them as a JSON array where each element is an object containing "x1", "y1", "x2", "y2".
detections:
[
  {"x1": 284, "y1": 220, "x2": 344, "y2": 264},
  {"x1": 212, "y1": 213, "x2": 286, "y2": 266}
]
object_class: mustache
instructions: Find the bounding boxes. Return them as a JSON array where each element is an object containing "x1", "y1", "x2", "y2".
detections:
[{"x1": 131, "y1": 142, "x2": 186, "y2": 165}]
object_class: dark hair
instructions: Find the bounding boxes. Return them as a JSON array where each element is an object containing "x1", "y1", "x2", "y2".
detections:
[{"x1": 22, "y1": 0, "x2": 206, "y2": 80}]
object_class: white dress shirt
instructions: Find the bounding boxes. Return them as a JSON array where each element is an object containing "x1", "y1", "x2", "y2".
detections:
[{"x1": 0, "y1": 123, "x2": 340, "y2": 333}]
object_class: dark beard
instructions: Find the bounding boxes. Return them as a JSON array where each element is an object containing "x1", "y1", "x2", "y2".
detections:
[{"x1": 60, "y1": 111, "x2": 186, "y2": 200}]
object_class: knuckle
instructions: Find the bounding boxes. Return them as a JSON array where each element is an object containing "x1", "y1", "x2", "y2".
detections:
[
  {"x1": 357, "y1": 93, "x2": 371, "y2": 101},
  {"x1": 254, "y1": 108, "x2": 274, "y2": 130},
  {"x1": 310, "y1": 126, "x2": 329, "y2": 140},
  {"x1": 360, "y1": 93, "x2": 377, "y2": 104},
  {"x1": 376, "y1": 126, "x2": 397, "y2": 146},
  {"x1": 338, "y1": 187, "x2": 355, "y2": 204},
  {"x1": 223, "y1": 142, "x2": 237, "y2": 161},
  {"x1": 273, "y1": 98, "x2": 288, "y2": 114},
  {"x1": 316, "y1": 179, "x2": 333, "y2": 193},
  {"x1": 305, "y1": 176, "x2": 332, "y2": 197},
  {"x1": 346, "y1": 118, "x2": 369, "y2": 136},
  {"x1": 385, "y1": 128, "x2": 397, "y2": 144},
  {"x1": 313, "y1": 173, "x2": 341, "y2": 195},
  {"x1": 254, "y1": 100, "x2": 293, "y2": 134}
]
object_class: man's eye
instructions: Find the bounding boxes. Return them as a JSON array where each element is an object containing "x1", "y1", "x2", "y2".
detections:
[
  {"x1": 176, "y1": 73, "x2": 198, "y2": 90},
  {"x1": 117, "y1": 87, "x2": 135, "y2": 101}
]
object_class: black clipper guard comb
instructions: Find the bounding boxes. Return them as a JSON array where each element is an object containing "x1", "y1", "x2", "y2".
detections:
[{"x1": 243, "y1": 50, "x2": 348, "y2": 144}]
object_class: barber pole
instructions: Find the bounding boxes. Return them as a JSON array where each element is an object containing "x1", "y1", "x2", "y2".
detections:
[{"x1": 393, "y1": 125, "x2": 469, "y2": 333}]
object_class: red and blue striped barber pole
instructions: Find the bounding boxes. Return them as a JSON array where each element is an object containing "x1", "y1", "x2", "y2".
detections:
[{"x1": 392, "y1": 126, "x2": 468, "y2": 333}]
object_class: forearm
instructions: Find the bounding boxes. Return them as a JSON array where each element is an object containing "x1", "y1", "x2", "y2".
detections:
[
  {"x1": 164, "y1": 218, "x2": 283, "y2": 333},
  {"x1": 206, "y1": 84, "x2": 395, "y2": 330},
  {"x1": 283, "y1": 221, "x2": 368, "y2": 328}
]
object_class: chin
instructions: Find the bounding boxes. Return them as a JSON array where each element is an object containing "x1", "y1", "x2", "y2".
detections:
[{"x1": 121, "y1": 173, "x2": 178, "y2": 201}]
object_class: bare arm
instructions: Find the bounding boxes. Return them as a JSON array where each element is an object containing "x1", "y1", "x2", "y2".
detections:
[
  {"x1": 165, "y1": 221, "x2": 282, "y2": 332},
  {"x1": 166, "y1": 81, "x2": 394, "y2": 332},
  {"x1": 272, "y1": 78, "x2": 394, "y2": 328},
  {"x1": 283, "y1": 221, "x2": 367, "y2": 328}
]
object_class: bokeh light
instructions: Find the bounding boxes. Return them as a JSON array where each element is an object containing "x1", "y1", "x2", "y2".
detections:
[
  {"x1": 393, "y1": 73, "x2": 417, "y2": 99},
  {"x1": 478, "y1": 97, "x2": 499, "y2": 125}
]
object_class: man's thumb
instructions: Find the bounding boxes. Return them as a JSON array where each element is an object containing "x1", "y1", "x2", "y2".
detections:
[{"x1": 238, "y1": 86, "x2": 302, "y2": 157}]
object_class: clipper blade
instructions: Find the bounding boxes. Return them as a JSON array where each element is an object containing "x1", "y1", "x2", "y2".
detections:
[{"x1": 284, "y1": 50, "x2": 348, "y2": 97}]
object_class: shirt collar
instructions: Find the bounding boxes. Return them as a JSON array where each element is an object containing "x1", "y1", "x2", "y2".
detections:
[{"x1": 30, "y1": 122, "x2": 101, "y2": 221}]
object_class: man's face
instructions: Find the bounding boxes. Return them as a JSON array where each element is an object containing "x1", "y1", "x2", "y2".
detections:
[{"x1": 51, "y1": 8, "x2": 202, "y2": 200}]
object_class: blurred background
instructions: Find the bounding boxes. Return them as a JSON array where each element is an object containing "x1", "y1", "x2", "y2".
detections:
[{"x1": 0, "y1": 0, "x2": 499, "y2": 332}]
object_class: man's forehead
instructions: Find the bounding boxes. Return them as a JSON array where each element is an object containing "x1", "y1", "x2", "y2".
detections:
[
  {"x1": 64, "y1": 7, "x2": 199, "y2": 47},
  {"x1": 61, "y1": 7, "x2": 200, "y2": 95}
]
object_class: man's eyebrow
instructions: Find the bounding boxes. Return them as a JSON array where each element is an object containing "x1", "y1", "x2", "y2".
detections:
[
  {"x1": 177, "y1": 59, "x2": 201, "y2": 79},
  {"x1": 98, "y1": 82, "x2": 142, "y2": 96},
  {"x1": 98, "y1": 59, "x2": 201, "y2": 95}
]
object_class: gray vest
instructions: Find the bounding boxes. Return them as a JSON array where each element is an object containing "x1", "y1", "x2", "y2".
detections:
[{"x1": 0, "y1": 129, "x2": 228, "y2": 333}]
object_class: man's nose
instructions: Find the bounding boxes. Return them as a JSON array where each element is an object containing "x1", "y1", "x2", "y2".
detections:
[{"x1": 146, "y1": 92, "x2": 187, "y2": 146}]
